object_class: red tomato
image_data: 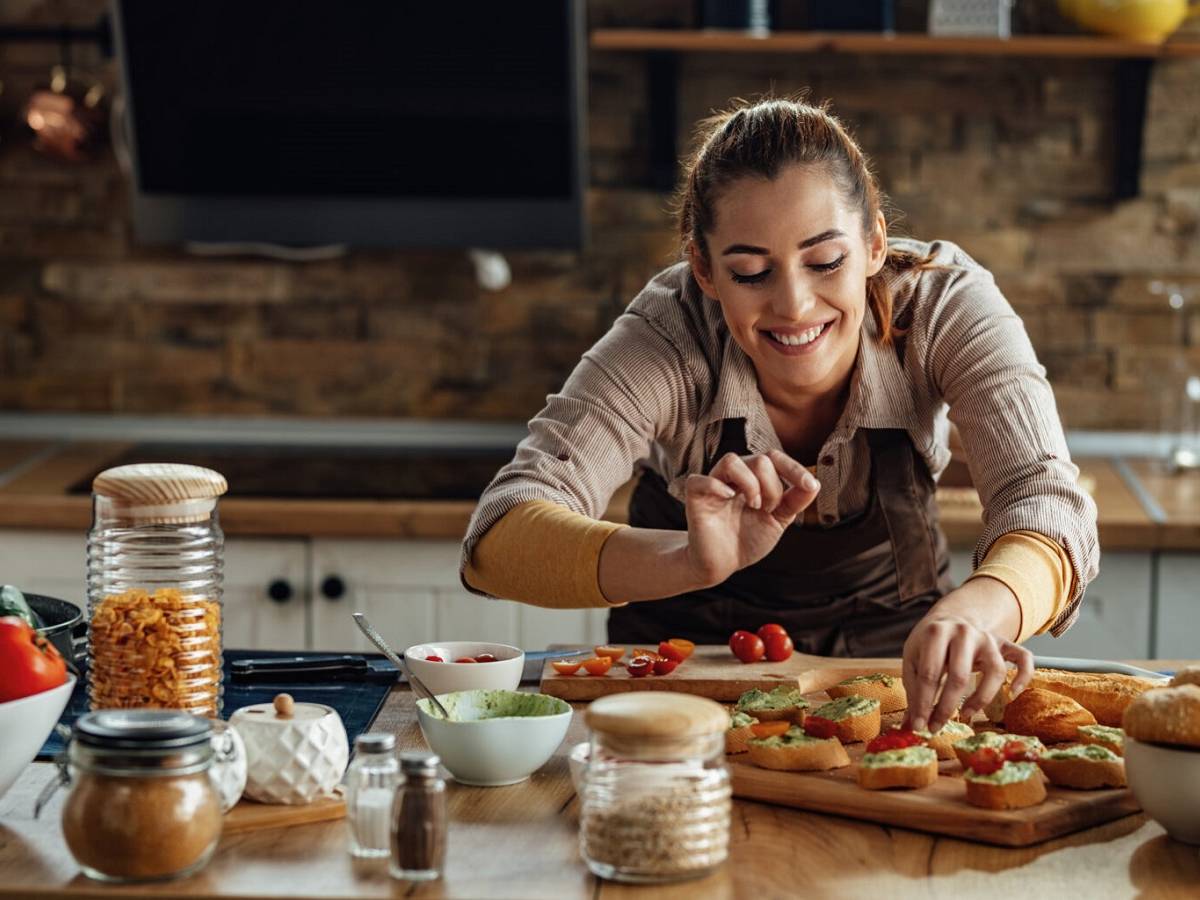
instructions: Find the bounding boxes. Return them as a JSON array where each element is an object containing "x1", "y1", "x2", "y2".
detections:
[
  {"x1": 551, "y1": 660, "x2": 582, "y2": 675},
  {"x1": 0, "y1": 616, "x2": 67, "y2": 703},
  {"x1": 665, "y1": 638, "x2": 695, "y2": 660},
  {"x1": 581, "y1": 656, "x2": 613, "y2": 676},
  {"x1": 626, "y1": 657, "x2": 653, "y2": 678},
  {"x1": 1002, "y1": 740, "x2": 1039, "y2": 763},
  {"x1": 455, "y1": 657, "x2": 477, "y2": 663},
  {"x1": 594, "y1": 645, "x2": 625, "y2": 660},
  {"x1": 966, "y1": 747, "x2": 1004, "y2": 775},
  {"x1": 750, "y1": 720, "x2": 791, "y2": 739},
  {"x1": 632, "y1": 647, "x2": 662, "y2": 661},
  {"x1": 866, "y1": 727, "x2": 926, "y2": 754},
  {"x1": 762, "y1": 632, "x2": 794, "y2": 662},
  {"x1": 474, "y1": 653, "x2": 497, "y2": 663},
  {"x1": 657, "y1": 641, "x2": 685, "y2": 663},
  {"x1": 756, "y1": 623, "x2": 788, "y2": 641},
  {"x1": 803, "y1": 715, "x2": 838, "y2": 739},
  {"x1": 652, "y1": 657, "x2": 679, "y2": 676},
  {"x1": 729, "y1": 630, "x2": 765, "y2": 664},
  {"x1": 424, "y1": 655, "x2": 444, "y2": 663}
]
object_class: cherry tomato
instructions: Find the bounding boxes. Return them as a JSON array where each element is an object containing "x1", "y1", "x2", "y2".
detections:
[
  {"x1": 756, "y1": 623, "x2": 788, "y2": 641},
  {"x1": 632, "y1": 647, "x2": 663, "y2": 662},
  {"x1": 1002, "y1": 740, "x2": 1038, "y2": 763},
  {"x1": 581, "y1": 656, "x2": 613, "y2": 676},
  {"x1": 424, "y1": 655, "x2": 444, "y2": 663},
  {"x1": 762, "y1": 632, "x2": 794, "y2": 662},
  {"x1": 475, "y1": 653, "x2": 497, "y2": 663},
  {"x1": 866, "y1": 727, "x2": 926, "y2": 754},
  {"x1": 966, "y1": 747, "x2": 1004, "y2": 775},
  {"x1": 665, "y1": 638, "x2": 695, "y2": 660},
  {"x1": 552, "y1": 660, "x2": 582, "y2": 675},
  {"x1": 0, "y1": 616, "x2": 67, "y2": 702},
  {"x1": 455, "y1": 657, "x2": 477, "y2": 663},
  {"x1": 750, "y1": 721, "x2": 791, "y2": 739},
  {"x1": 657, "y1": 641, "x2": 685, "y2": 663},
  {"x1": 729, "y1": 630, "x2": 765, "y2": 664},
  {"x1": 626, "y1": 657, "x2": 653, "y2": 678},
  {"x1": 594, "y1": 645, "x2": 625, "y2": 660},
  {"x1": 653, "y1": 657, "x2": 679, "y2": 676},
  {"x1": 803, "y1": 715, "x2": 838, "y2": 739}
]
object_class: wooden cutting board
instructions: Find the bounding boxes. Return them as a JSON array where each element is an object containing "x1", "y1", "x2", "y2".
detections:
[
  {"x1": 539, "y1": 643, "x2": 902, "y2": 701},
  {"x1": 223, "y1": 789, "x2": 346, "y2": 835}
]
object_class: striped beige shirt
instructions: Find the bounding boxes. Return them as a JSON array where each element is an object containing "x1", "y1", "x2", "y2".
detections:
[{"x1": 462, "y1": 238, "x2": 1099, "y2": 636}]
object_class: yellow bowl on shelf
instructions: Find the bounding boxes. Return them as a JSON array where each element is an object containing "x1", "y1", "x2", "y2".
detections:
[{"x1": 1057, "y1": 0, "x2": 1200, "y2": 44}]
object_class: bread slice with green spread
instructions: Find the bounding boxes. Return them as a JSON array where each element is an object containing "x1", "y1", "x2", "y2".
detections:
[
  {"x1": 916, "y1": 720, "x2": 975, "y2": 760},
  {"x1": 963, "y1": 761, "x2": 1047, "y2": 809},
  {"x1": 952, "y1": 731, "x2": 1044, "y2": 768},
  {"x1": 726, "y1": 710, "x2": 759, "y2": 754},
  {"x1": 809, "y1": 695, "x2": 882, "y2": 743},
  {"x1": 827, "y1": 673, "x2": 907, "y2": 714},
  {"x1": 746, "y1": 725, "x2": 851, "y2": 771},
  {"x1": 857, "y1": 746, "x2": 939, "y2": 790},
  {"x1": 1076, "y1": 724, "x2": 1125, "y2": 757},
  {"x1": 1037, "y1": 743, "x2": 1126, "y2": 789},
  {"x1": 734, "y1": 686, "x2": 809, "y2": 724}
]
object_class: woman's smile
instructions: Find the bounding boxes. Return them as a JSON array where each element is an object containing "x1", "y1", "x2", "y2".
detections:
[{"x1": 761, "y1": 319, "x2": 836, "y2": 356}]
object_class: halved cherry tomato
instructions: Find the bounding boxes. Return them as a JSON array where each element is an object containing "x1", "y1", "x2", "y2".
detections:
[
  {"x1": 803, "y1": 715, "x2": 838, "y2": 739},
  {"x1": 756, "y1": 623, "x2": 788, "y2": 641},
  {"x1": 455, "y1": 657, "x2": 477, "y2": 663},
  {"x1": 1002, "y1": 740, "x2": 1039, "y2": 763},
  {"x1": 581, "y1": 656, "x2": 613, "y2": 676},
  {"x1": 594, "y1": 645, "x2": 625, "y2": 660},
  {"x1": 666, "y1": 638, "x2": 695, "y2": 660},
  {"x1": 626, "y1": 657, "x2": 653, "y2": 678},
  {"x1": 632, "y1": 647, "x2": 663, "y2": 661},
  {"x1": 729, "y1": 630, "x2": 765, "y2": 664},
  {"x1": 552, "y1": 660, "x2": 582, "y2": 675},
  {"x1": 653, "y1": 657, "x2": 679, "y2": 676},
  {"x1": 762, "y1": 632, "x2": 794, "y2": 662},
  {"x1": 966, "y1": 747, "x2": 1004, "y2": 775},
  {"x1": 750, "y1": 720, "x2": 791, "y2": 739},
  {"x1": 866, "y1": 727, "x2": 926, "y2": 754},
  {"x1": 425, "y1": 655, "x2": 444, "y2": 663},
  {"x1": 657, "y1": 641, "x2": 685, "y2": 663},
  {"x1": 475, "y1": 653, "x2": 497, "y2": 663}
]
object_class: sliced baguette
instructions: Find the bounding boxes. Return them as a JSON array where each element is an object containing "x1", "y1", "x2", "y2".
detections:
[
  {"x1": 810, "y1": 696, "x2": 882, "y2": 744},
  {"x1": 1037, "y1": 746, "x2": 1126, "y2": 789},
  {"x1": 1076, "y1": 724, "x2": 1125, "y2": 757},
  {"x1": 857, "y1": 747, "x2": 939, "y2": 790},
  {"x1": 747, "y1": 731, "x2": 851, "y2": 771},
  {"x1": 725, "y1": 715, "x2": 759, "y2": 755},
  {"x1": 964, "y1": 763, "x2": 1047, "y2": 810},
  {"x1": 826, "y1": 674, "x2": 907, "y2": 714}
]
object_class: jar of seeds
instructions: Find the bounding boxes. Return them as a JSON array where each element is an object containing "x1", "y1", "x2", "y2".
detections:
[{"x1": 580, "y1": 693, "x2": 731, "y2": 883}]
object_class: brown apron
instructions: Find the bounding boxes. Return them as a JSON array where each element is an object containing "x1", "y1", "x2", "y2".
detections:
[{"x1": 607, "y1": 420, "x2": 954, "y2": 656}]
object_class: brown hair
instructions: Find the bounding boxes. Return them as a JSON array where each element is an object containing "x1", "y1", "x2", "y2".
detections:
[{"x1": 676, "y1": 96, "x2": 933, "y2": 345}]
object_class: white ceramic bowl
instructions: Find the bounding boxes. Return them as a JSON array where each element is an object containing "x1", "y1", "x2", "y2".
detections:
[
  {"x1": 0, "y1": 675, "x2": 76, "y2": 802},
  {"x1": 1126, "y1": 737, "x2": 1200, "y2": 844},
  {"x1": 404, "y1": 642, "x2": 524, "y2": 696},
  {"x1": 415, "y1": 689, "x2": 571, "y2": 786}
]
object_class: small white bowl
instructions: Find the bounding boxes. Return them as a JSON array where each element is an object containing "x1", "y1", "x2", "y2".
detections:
[
  {"x1": 404, "y1": 641, "x2": 524, "y2": 696},
  {"x1": 0, "y1": 675, "x2": 76, "y2": 802},
  {"x1": 415, "y1": 689, "x2": 571, "y2": 786},
  {"x1": 1126, "y1": 737, "x2": 1200, "y2": 844}
]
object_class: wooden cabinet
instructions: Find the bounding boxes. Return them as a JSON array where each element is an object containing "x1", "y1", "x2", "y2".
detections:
[
  {"x1": 222, "y1": 538, "x2": 308, "y2": 651},
  {"x1": 1153, "y1": 552, "x2": 1200, "y2": 659}
]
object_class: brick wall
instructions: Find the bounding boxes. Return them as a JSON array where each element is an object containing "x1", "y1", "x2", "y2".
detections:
[{"x1": 1, "y1": 1, "x2": 1199, "y2": 430}]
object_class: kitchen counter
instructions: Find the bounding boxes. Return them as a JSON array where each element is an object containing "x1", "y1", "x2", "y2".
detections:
[{"x1": 1, "y1": 670, "x2": 1197, "y2": 900}]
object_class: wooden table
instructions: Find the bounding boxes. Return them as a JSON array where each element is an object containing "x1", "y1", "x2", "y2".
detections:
[{"x1": 2, "y1": 674, "x2": 1198, "y2": 900}]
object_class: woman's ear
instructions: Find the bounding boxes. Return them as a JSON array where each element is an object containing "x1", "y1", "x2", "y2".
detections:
[
  {"x1": 866, "y1": 211, "x2": 888, "y2": 278},
  {"x1": 687, "y1": 242, "x2": 719, "y2": 299}
]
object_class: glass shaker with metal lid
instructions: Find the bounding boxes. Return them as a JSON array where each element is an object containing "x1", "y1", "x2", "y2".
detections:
[{"x1": 86, "y1": 463, "x2": 227, "y2": 716}]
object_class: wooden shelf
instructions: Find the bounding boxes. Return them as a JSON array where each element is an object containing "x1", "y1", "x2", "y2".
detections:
[{"x1": 590, "y1": 29, "x2": 1200, "y2": 59}]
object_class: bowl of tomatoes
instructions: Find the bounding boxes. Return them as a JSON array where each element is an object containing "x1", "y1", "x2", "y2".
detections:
[{"x1": 404, "y1": 641, "x2": 525, "y2": 697}]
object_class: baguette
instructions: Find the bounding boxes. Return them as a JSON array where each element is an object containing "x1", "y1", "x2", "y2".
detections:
[
  {"x1": 1005, "y1": 688, "x2": 1097, "y2": 743},
  {"x1": 952, "y1": 731, "x2": 1044, "y2": 768},
  {"x1": 826, "y1": 673, "x2": 907, "y2": 714},
  {"x1": 809, "y1": 695, "x2": 882, "y2": 744},
  {"x1": 1076, "y1": 724, "x2": 1125, "y2": 757},
  {"x1": 985, "y1": 668, "x2": 1159, "y2": 727},
  {"x1": 856, "y1": 746, "x2": 939, "y2": 790},
  {"x1": 1122, "y1": 683, "x2": 1200, "y2": 748},
  {"x1": 725, "y1": 710, "x2": 759, "y2": 754},
  {"x1": 964, "y1": 761, "x2": 1047, "y2": 809},
  {"x1": 1037, "y1": 744, "x2": 1126, "y2": 789},
  {"x1": 918, "y1": 720, "x2": 975, "y2": 760},
  {"x1": 734, "y1": 686, "x2": 809, "y2": 725},
  {"x1": 1169, "y1": 665, "x2": 1200, "y2": 689},
  {"x1": 747, "y1": 726, "x2": 851, "y2": 771}
]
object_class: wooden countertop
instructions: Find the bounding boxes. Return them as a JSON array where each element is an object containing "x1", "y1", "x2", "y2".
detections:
[
  {"x1": 2, "y1": 665, "x2": 1198, "y2": 900},
  {"x1": 0, "y1": 440, "x2": 1189, "y2": 551}
]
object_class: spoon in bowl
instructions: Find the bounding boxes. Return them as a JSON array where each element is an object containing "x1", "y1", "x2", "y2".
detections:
[{"x1": 352, "y1": 612, "x2": 451, "y2": 720}]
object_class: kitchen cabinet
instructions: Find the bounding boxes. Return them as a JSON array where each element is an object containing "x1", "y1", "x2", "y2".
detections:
[
  {"x1": 0, "y1": 529, "x2": 87, "y2": 607},
  {"x1": 222, "y1": 538, "x2": 308, "y2": 651},
  {"x1": 1153, "y1": 552, "x2": 1200, "y2": 659}
]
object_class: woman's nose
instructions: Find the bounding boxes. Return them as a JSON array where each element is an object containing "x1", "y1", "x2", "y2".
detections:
[{"x1": 771, "y1": 269, "x2": 816, "y2": 320}]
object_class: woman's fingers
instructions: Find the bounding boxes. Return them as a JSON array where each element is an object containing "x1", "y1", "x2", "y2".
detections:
[
  {"x1": 744, "y1": 454, "x2": 785, "y2": 513},
  {"x1": 1000, "y1": 639, "x2": 1035, "y2": 696},
  {"x1": 928, "y1": 627, "x2": 976, "y2": 733},
  {"x1": 903, "y1": 622, "x2": 952, "y2": 733},
  {"x1": 684, "y1": 472, "x2": 737, "y2": 503},
  {"x1": 958, "y1": 640, "x2": 1007, "y2": 724},
  {"x1": 708, "y1": 453, "x2": 762, "y2": 509},
  {"x1": 767, "y1": 449, "x2": 821, "y2": 521}
]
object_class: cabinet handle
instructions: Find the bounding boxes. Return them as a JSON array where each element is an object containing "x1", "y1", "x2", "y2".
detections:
[
  {"x1": 267, "y1": 579, "x2": 293, "y2": 604},
  {"x1": 320, "y1": 575, "x2": 346, "y2": 601}
]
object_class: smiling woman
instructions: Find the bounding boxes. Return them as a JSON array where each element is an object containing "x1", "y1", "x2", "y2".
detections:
[{"x1": 459, "y1": 97, "x2": 1098, "y2": 734}]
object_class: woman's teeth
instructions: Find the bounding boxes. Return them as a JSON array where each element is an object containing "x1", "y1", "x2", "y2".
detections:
[{"x1": 770, "y1": 324, "x2": 825, "y2": 346}]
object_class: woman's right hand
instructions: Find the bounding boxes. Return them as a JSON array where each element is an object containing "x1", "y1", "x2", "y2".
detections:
[{"x1": 683, "y1": 449, "x2": 821, "y2": 587}]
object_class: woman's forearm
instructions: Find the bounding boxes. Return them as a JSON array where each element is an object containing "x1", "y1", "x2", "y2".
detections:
[
  {"x1": 923, "y1": 575, "x2": 1022, "y2": 643},
  {"x1": 597, "y1": 526, "x2": 714, "y2": 604}
]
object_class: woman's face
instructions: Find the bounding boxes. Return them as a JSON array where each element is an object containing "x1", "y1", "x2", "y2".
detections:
[{"x1": 690, "y1": 163, "x2": 887, "y2": 406}]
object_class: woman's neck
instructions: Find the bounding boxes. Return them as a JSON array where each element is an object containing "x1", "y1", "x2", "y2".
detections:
[{"x1": 758, "y1": 362, "x2": 856, "y2": 463}]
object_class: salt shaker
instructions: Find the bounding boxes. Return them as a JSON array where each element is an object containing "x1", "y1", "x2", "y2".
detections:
[
  {"x1": 345, "y1": 733, "x2": 400, "y2": 858},
  {"x1": 390, "y1": 751, "x2": 446, "y2": 881}
]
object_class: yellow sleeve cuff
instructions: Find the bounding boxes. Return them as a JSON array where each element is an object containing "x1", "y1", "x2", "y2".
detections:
[
  {"x1": 464, "y1": 500, "x2": 627, "y2": 609},
  {"x1": 967, "y1": 530, "x2": 1074, "y2": 643}
]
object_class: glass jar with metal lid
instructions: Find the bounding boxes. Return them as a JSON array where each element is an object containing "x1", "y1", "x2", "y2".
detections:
[
  {"x1": 58, "y1": 709, "x2": 223, "y2": 882},
  {"x1": 580, "y1": 692, "x2": 732, "y2": 883},
  {"x1": 86, "y1": 463, "x2": 227, "y2": 716}
]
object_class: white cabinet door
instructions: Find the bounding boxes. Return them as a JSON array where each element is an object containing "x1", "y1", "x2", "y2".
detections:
[
  {"x1": 1154, "y1": 553, "x2": 1200, "y2": 659},
  {"x1": 222, "y1": 538, "x2": 309, "y2": 651},
  {"x1": 0, "y1": 529, "x2": 87, "y2": 608}
]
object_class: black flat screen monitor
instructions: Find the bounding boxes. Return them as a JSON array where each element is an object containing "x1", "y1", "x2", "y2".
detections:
[{"x1": 112, "y1": 1, "x2": 587, "y2": 249}]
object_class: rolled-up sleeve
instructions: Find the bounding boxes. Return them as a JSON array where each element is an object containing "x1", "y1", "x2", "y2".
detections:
[
  {"x1": 460, "y1": 310, "x2": 695, "y2": 595},
  {"x1": 923, "y1": 259, "x2": 1099, "y2": 636}
]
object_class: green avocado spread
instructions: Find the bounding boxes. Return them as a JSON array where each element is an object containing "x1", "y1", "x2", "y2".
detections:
[
  {"x1": 736, "y1": 686, "x2": 809, "y2": 713},
  {"x1": 954, "y1": 732, "x2": 1043, "y2": 754},
  {"x1": 1043, "y1": 744, "x2": 1121, "y2": 762},
  {"x1": 729, "y1": 711, "x2": 758, "y2": 730},
  {"x1": 416, "y1": 689, "x2": 569, "y2": 721},
  {"x1": 916, "y1": 720, "x2": 974, "y2": 740},
  {"x1": 860, "y1": 746, "x2": 937, "y2": 768},
  {"x1": 839, "y1": 673, "x2": 896, "y2": 688},
  {"x1": 812, "y1": 695, "x2": 879, "y2": 721},
  {"x1": 748, "y1": 726, "x2": 826, "y2": 748},
  {"x1": 1078, "y1": 725, "x2": 1125, "y2": 746},
  {"x1": 965, "y1": 760, "x2": 1040, "y2": 784}
]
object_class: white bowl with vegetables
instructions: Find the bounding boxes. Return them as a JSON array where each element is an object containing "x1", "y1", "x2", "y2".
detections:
[{"x1": 404, "y1": 642, "x2": 524, "y2": 696}]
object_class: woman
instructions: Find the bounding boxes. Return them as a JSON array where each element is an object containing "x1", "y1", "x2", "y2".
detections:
[{"x1": 460, "y1": 98, "x2": 1098, "y2": 734}]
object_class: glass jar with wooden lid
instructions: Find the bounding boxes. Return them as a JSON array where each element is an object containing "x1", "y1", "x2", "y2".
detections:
[
  {"x1": 580, "y1": 692, "x2": 732, "y2": 883},
  {"x1": 86, "y1": 463, "x2": 228, "y2": 716}
]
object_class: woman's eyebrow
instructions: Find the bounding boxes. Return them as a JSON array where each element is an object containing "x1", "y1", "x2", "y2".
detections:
[{"x1": 721, "y1": 228, "x2": 846, "y2": 256}]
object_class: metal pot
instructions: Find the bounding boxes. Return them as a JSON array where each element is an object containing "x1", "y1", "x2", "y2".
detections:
[{"x1": 27, "y1": 594, "x2": 85, "y2": 664}]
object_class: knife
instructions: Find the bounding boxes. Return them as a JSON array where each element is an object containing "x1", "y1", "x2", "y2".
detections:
[{"x1": 1032, "y1": 655, "x2": 1171, "y2": 681}]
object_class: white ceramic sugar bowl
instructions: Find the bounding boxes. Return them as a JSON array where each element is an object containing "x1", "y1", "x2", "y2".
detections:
[
  {"x1": 229, "y1": 694, "x2": 349, "y2": 804},
  {"x1": 209, "y1": 719, "x2": 248, "y2": 813}
]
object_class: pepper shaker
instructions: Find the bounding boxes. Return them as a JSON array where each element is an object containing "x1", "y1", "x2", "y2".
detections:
[{"x1": 390, "y1": 751, "x2": 446, "y2": 881}]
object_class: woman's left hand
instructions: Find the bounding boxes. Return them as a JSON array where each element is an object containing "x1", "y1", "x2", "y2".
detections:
[{"x1": 901, "y1": 578, "x2": 1034, "y2": 734}]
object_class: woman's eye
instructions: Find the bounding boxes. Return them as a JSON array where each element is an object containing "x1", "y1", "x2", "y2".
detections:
[
  {"x1": 730, "y1": 269, "x2": 770, "y2": 285},
  {"x1": 809, "y1": 253, "x2": 847, "y2": 272}
]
